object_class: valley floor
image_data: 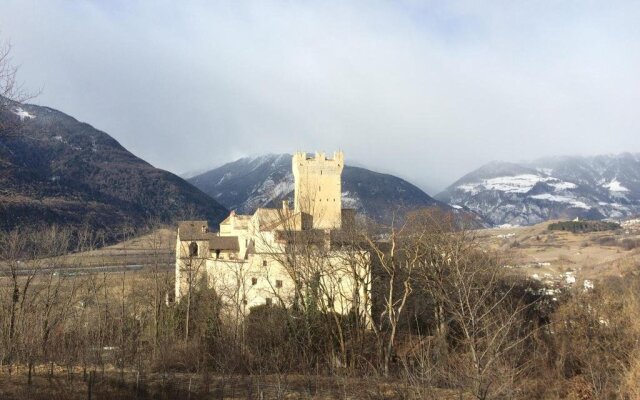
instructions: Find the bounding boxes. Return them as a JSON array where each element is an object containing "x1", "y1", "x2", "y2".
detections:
[{"x1": 476, "y1": 219, "x2": 640, "y2": 287}]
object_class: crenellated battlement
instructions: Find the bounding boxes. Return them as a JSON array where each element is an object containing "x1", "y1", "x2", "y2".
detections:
[{"x1": 293, "y1": 151, "x2": 344, "y2": 165}]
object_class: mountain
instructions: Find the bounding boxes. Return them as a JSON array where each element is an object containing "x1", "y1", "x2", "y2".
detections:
[
  {"x1": 0, "y1": 101, "x2": 228, "y2": 235},
  {"x1": 436, "y1": 154, "x2": 640, "y2": 226},
  {"x1": 188, "y1": 154, "x2": 446, "y2": 224}
]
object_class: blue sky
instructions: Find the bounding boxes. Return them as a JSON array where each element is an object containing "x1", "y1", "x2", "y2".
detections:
[{"x1": 1, "y1": 0, "x2": 639, "y2": 192}]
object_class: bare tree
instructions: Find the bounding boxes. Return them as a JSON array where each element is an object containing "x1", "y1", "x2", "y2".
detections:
[
  {"x1": 361, "y1": 213, "x2": 415, "y2": 377},
  {"x1": 403, "y1": 209, "x2": 536, "y2": 399},
  {"x1": 176, "y1": 238, "x2": 208, "y2": 341},
  {"x1": 0, "y1": 37, "x2": 38, "y2": 134}
]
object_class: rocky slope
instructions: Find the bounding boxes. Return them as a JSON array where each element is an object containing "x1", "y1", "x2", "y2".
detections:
[
  {"x1": 188, "y1": 154, "x2": 447, "y2": 224},
  {"x1": 0, "y1": 101, "x2": 228, "y2": 234},
  {"x1": 436, "y1": 154, "x2": 640, "y2": 226}
]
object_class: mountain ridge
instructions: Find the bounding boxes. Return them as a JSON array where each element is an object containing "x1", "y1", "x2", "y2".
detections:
[
  {"x1": 0, "y1": 101, "x2": 228, "y2": 235},
  {"x1": 188, "y1": 153, "x2": 449, "y2": 224},
  {"x1": 436, "y1": 153, "x2": 640, "y2": 226}
]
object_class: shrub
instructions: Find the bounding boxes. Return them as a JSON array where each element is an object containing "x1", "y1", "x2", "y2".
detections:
[
  {"x1": 621, "y1": 238, "x2": 640, "y2": 251},
  {"x1": 548, "y1": 220, "x2": 621, "y2": 233}
]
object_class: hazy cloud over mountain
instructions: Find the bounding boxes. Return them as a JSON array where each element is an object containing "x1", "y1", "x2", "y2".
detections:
[{"x1": 2, "y1": 0, "x2": 639, "y2": 192}]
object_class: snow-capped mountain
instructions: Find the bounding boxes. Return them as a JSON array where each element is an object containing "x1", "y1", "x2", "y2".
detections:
[
  {"x1": 436, "y1": 154, "x2": 640, "y2": 226},
  {"x1": 188, "y1": 154, "x2": 447, "y2": 224}
]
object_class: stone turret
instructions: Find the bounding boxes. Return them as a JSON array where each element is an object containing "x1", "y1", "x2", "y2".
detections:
[{"x1": 292, "y1": 151, "x2": 344, "y2": 229}]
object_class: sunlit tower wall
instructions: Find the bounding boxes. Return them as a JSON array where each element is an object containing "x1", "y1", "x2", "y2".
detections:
[{"x1": 292, "y1": 151, "x2": 344, "y2": 230}]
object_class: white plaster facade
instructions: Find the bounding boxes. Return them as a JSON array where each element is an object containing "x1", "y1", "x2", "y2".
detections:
[{"x1": 175, "y1": 151, "x2": 371, "y2": 321}]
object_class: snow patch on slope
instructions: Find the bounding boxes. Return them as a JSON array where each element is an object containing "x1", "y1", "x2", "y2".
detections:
[
  {"x1": 529, "y1": 194, "x2": 590, "y2": 209},
  {"x1": 341, "y1": 191, "x2": 362, "y2": 209},
  {"x1": 14, "y1": 107, "x2": 35, "y2": 121},
  {"x1": 603, "y1": 179, "x2": 629, "y2": 192},
  {"x1": 457, "y1": 174, "x2": 576, "y2": 194}
]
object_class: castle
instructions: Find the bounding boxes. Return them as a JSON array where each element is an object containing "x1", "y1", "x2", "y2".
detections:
[{"x1": 175, "y1": 151, "x2": 371, "y2": 321}]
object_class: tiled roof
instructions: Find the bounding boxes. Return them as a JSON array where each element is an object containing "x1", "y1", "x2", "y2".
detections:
[
  {"x1": 178, "y1": 221, "x2": 211, "y2": 240},
  {"x1": 209, "y1": 236, "x2": 240, "y2": 251}
]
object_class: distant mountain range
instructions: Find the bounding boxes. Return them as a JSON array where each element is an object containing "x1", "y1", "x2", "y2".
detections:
[
  {"x1": 188, "y1": 154, "x2": 447, "y2": 224},
  {"x1": 3, "y1": 99, "x2": 637, "y2": 232},
  {"x1": 436, "y1": 154, "x2": 640, "y2": 226},
  {"x1": 0, "y1": 101, "x2": 228, "y2": 235}
]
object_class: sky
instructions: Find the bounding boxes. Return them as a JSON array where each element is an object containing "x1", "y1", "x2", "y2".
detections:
[{"x1": 1, "y1": 0, "x2": 639, "y2": 193}]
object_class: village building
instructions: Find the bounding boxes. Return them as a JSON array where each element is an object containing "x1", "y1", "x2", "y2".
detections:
[{"x1": 175, "y1": 151, "x2": 371, "y2": 321}]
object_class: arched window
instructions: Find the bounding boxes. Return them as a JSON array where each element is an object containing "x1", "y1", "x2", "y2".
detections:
[{"x1": 189, "y1": 242, "x2": 198, "y2": 257}]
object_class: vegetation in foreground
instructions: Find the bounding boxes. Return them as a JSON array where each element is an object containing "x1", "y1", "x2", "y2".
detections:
[{"x1": 1, "y1": 211, "x2": 640, "y2": 399}]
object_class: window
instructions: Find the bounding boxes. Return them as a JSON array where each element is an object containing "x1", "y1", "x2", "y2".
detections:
[
  {"x1": 201, "y1": 225, "x2": 207, "y2": 233},
  {"x1": 276, "y1": 280, "x2": 283, "y2": 288},
  {"x1": 262, "y1": 260, "x2": 268, "y2": 267},
  {"x1": 188, "y1": 242, "x2": 198, "y2": 257},
  {"x1": 242, "y1": 298, "x2": 247, "y2": 305},
  {"x1": 265, "y1": 298, "x2": 273, "y2": 306},
  {"x1": 251, "y1": 277, "x2": 258, "y2": 285},
  {"x1": 327, "y1": 297, "x2": 334, "y2": 308}
]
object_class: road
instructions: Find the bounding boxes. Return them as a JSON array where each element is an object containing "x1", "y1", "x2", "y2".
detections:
[{"x1": 0, "y1": 263, "x2": 174, "y2": 277}]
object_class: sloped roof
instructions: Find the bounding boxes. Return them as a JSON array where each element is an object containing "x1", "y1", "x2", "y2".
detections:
[
  {"x1": 274, "y1": 229, "x2": 326, "y2": 244},
  {"x1": 209, "y1": 236, "x2": 240, "y2": 251},
  {"x1": 178, "y1": 221, "x2": 211, "y2": 240}
]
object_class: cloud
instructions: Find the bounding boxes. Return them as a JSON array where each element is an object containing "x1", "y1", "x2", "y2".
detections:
[{"x1": 2, "y1": 0, "x2": 639, "y2": 192}]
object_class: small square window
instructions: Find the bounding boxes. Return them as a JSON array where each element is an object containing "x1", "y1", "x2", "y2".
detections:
[
  {"x1": 276, "y1": 280, "x2": 283, "y2": 288},
  {"x1": 263, "y1": 260, "x2": 268, "y2": 267},
  {"x1": 242, "y1": 298, "x2": 247, "y2": 305},
  {"x1": 251, "y1": 277, "x2": 257, "y2": 285},
  {"x1": 265, "y1": 298, "x2": 273, "y2": 306}
]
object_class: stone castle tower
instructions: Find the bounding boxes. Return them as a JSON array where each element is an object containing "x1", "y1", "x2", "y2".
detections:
[{"x1": 292, "y1": 151, "x2": 344, "y2": 229}]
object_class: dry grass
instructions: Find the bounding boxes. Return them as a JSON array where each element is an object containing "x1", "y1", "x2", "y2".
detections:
[
  {"x1": 46, "y1": 228, "x2": 176, "y2": 269},
  {"x1": 0, "y1": 368, "x2": 470, "y2": 400}
]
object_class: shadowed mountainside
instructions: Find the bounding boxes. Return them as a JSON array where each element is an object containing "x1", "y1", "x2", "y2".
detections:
[{"x1": 0, "y1": 101, "x2": 228, "y2": 235}]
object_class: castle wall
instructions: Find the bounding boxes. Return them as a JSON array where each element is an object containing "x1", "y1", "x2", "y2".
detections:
[
  {"x1": 208, "y1": 249, "x2": 370, "y2": 322},
  {"x1": 175, "y1": 237, "x2": 210, "y2": 302}
]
